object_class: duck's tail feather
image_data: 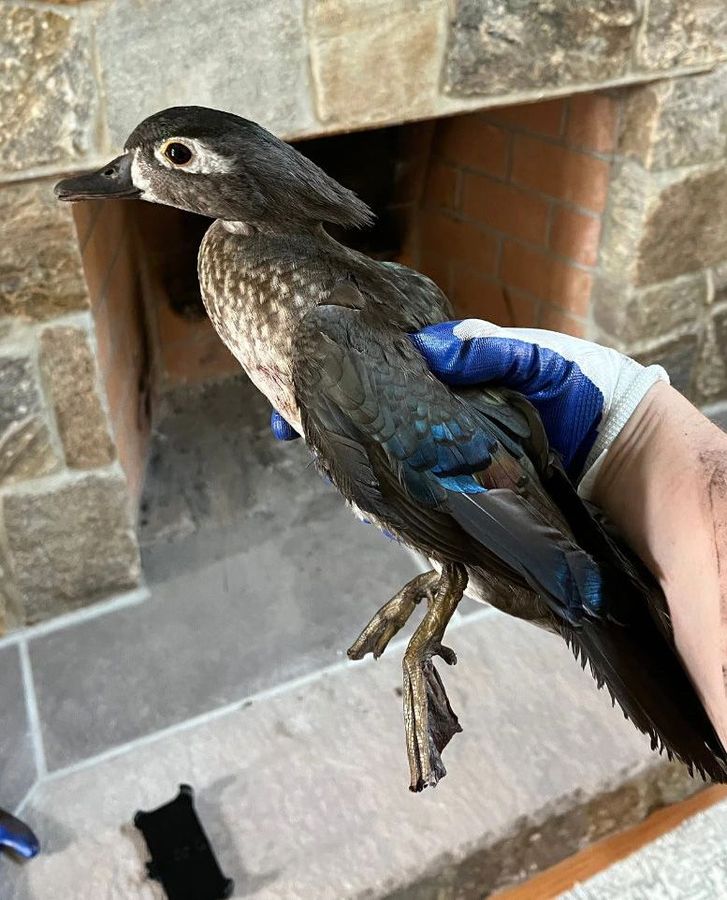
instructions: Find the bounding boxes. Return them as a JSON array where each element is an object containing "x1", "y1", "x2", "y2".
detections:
[
  {"x1": 541, "y1": 460, "x2": 727, "y2": 781},
  {"x1": 561, "y1": 611, "x2": 727, "y2": 782}
]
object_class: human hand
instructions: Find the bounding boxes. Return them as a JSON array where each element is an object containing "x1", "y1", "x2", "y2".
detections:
[
  {"x1": 270, "y1": 318, "x2": 669, "y2": 496},
  {"x1": 409, "y1": 320, "x2": 669, "y2": 496}
]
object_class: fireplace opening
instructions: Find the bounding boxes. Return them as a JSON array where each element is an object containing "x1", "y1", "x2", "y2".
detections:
[{"x1": 71, "y1": 91, "x2": 616, "y2": 579}]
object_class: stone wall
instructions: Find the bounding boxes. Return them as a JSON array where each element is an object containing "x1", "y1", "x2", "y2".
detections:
[
  {"x1": 593, "y1": 66, "x2": 727, "y2": 402},
  {"x1": 0, "y1": 179, "x2": 141, "y2": 629},
  {"x1": 1, "y1": 0, "x2": 726, "y2": 629}
]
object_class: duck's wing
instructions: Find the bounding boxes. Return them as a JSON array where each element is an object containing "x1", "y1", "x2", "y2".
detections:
[
  {"x1": 291, "y1": 285, "x2": 727, "y2": 783},
  {"x1": 291, "y1": 284, "x2": 612, "y2": 627}
]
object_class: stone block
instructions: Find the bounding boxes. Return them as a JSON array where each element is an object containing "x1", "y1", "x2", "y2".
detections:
[
  {"x1": 0, "y1": 539, "x2": 24, "y2": 633},
  {"x1": 600, "y1": 162, "x2": 727, "y2": 287},
  {"x1": 596, "y1": 159, "x2": 650, "y2": 285},
  {"x1": 593, "y1": 272, "x2": 709, "y2": 344},
  {"x1": 0, "y1": 5, "x2": 98, "y2": 176},
  {"x1": 444, "y1": 0, "x2": 640, "y2": 97},
  {"x1": 620, "y1": 69, "x2": 727, "y2": 171},
  {"x1": 0, "y1": 179, "x2": 89, "y2": 320},
  {"x1": 714, "y1": 261, "x2": 727, "y2": 304},
  {"x1": 638, "y1": 167, "x2": 727, "y2": 285},
  {"x1": 3, "y1": 474, "x2": 140, "y2": 623},
  {"x1": 0, "y1": 353, "x2": 60, "y2": 487},
  {"x1": 308, "y1": 0, "x2": 444, "y2": 126},
  {"x1": 40, "y1": 326, "x2": 115, "y2": 469},
  {"x1": 95, "y1": 0, "x2": 313, "y2": 148},
  {"x1": 694, "y1": 308, "x2": 727, "y2": 405},
  {"x1": 639, "y1": 0, "x2": 727, "y2": 71},
  {"x1": 636, "y1": 332, "x2": 700, "y2": 397}
]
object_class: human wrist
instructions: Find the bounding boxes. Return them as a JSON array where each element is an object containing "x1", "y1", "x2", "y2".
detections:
[
  {"x1": 576, "y1": 362, "x2": 669, "y2": 499},
  {"x1": 590, "y1": 382, "x2": 722, "y2": 572}
]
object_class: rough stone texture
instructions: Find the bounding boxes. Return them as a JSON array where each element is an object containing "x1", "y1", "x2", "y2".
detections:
[
  {"x1": 96, "y1": 0, "x2": 312, "y2": 147},
  {"x1": 0, "y1": 5, "x2": 98, "y2": 175},
  {"x1": 0, "y1": 354, "x2": 59, "y2": 487},
  {"x1": 3, "y1": 474, "x2": 140, "y2": 624},
  {"x1": 0, "y1": 180, "x2": 89, "y2": 320},
  {"x1": 694, "y1": 308, "x2": 727, "y2": 405},
  {"x1": 597, "y1": 159, "x2": 650, "y2": 286},
  {"x1": 637, "y1": 167, "x2": 727, "y2": 285},
  {"x1": 0, "y1": 645, "x2": 36, "y2": 813},
  {"x1": 715, "y1": 262, "x2": 727, "y2": 305},
  {"x1": 444, "y1": 0, "x2": 641, "y2": 97},
  {"x1": 7, "y1": 613, "x2": 687, "y2": 900},
  {"x1": 0, "y1": 541, "x2": 24, "y2": 634},
  {"x1": 639, "y1": 0, "x2": 727, "y2": 72},
  {"x1": 636, "y1": 332, "x2": 700, "y2": 397},
  {"x1": 40, "y1": 326, "x2": 115, "y2": 470},
  {"x1": 620, "y1": 69, "x2": 727, "y2": 171},
  {"x1": 600, "y1": 162, "x2": 727, "y2": 288},
  {"x1": 308, "y1": 0, "x2": 444, "y2": 126},
  {"x1": 593, "y1": 272, "x2": 710, "y2": 344}
]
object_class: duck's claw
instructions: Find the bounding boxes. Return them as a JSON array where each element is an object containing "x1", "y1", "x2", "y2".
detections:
[
  {"x1": 404, "y1": 654, "x2": 463, "y2": 791},
  {"x1": 347, "y1": 569, "x2": 439, "y2": 660}
]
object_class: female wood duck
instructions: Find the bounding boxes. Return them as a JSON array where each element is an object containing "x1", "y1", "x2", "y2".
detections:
[{"x1": 56, "y1": 107, "x2": 727, "y2": 791}]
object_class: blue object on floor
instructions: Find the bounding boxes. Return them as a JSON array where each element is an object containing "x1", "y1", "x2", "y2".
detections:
[{"x1": 0, "y1": 807, "x2": 39, "y2": 859}]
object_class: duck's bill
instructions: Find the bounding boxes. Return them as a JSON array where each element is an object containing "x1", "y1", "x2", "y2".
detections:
[{"x1": 54, "y1": 153, "x2": 141, "y2": 201}]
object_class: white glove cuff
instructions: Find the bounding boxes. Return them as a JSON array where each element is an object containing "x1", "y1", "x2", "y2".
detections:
[{"x1": 577, "y1": 363, "x2": 669, "y2": 500}]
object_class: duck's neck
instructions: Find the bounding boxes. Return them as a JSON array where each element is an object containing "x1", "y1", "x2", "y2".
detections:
[{"x1": 197, "y1": 219, "x2": 336, "y2": 428}]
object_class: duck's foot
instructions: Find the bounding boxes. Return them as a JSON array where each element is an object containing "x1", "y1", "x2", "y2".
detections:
[
  {"x1": 403, "y1": 563, "x2": 468, "y2": 792},
  {"x1": 347, "y1": 570, "x2": 439, "y2": 660}
]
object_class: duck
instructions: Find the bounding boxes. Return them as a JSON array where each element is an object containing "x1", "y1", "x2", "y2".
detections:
[{"x1": 56, "y1": 106, "x2": 727, "y2": 791}]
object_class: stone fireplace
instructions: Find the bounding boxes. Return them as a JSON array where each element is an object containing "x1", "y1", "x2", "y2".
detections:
[{"x1": 2, "y1": 0, "x2": 727, "y2": 632}]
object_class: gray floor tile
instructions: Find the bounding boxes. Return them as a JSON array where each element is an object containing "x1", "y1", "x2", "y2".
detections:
[
  {"x1": 7, "y1": 615, "x2": 664, "y2": 900},
  {"x1": 0, "y1": 645, "x2": 36, "y2": 812},
  {"x1": 30, "y1": 378, "x2": 417, "y2": 771}
]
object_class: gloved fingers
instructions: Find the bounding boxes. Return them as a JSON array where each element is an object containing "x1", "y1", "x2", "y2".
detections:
[
  {"x1": 411, "y1": 319, "x2": 640, "y2": 403},
  {"x1": 270, "y1": 409, "x2": 300, "y2": 441},
  {"x1": 410, "y1": 321, "x2": 551, "y2": 392}
]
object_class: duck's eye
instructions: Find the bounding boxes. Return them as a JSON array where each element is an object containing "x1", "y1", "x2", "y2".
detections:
[{"x1": 164, "y1": 142, "x2": 192, "y2": 166}]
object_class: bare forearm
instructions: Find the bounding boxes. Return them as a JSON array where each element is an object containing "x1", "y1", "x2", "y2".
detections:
[{"x1": 593, "y1": 382, "x2": 727, "y2": 741}]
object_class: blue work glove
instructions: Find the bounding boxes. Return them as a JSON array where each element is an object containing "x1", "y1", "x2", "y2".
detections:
[
  {"x1": 0, "y1": 807, "x2": 39, "y2": 859},
  {"x1": 271, "y1": 319, "x2": 669, "y2": 498},
  {"x1": 410, "y1": 320, "x2": 669, "y2": 495},
  {"x1": 270, "y1": 409, "x2": 298, "y2": 441}
]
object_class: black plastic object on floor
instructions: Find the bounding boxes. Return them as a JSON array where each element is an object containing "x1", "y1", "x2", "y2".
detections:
[{"x1": 134, "y1": 785, "x2": 233, "y2": 900}]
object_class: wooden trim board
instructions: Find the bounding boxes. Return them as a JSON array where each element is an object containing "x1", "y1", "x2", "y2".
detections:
[{"x1": 494, "y1": 785, "x2": 727, "y2": 899}]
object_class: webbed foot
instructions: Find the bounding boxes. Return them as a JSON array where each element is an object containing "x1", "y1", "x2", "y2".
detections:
[{"x1": 402, "y1": 563, "x2": 467, "y2": 791}]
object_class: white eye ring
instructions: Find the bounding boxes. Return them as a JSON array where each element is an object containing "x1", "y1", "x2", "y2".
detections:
[
  {"x1": 154, "y1": 137, "x2": 233, "y2": 175},
  {"x1": 160, "y1": 140, "x2": 193, "y2": 166}
]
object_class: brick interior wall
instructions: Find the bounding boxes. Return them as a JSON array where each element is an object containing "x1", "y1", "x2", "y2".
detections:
[
  {"x1": 134, "y1": 203, "x2": 239, "y2": 386},
  {"x1": 72, "y1": 201, "x2": 151, "y2": 501},
  {"x1": 417, "y1": 93, "x2": 619, "y2": 336}
]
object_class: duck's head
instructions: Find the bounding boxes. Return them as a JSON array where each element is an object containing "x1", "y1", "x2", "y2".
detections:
[{"x1": 55, "y1": 106, "x2": 373, "y2": 232}]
